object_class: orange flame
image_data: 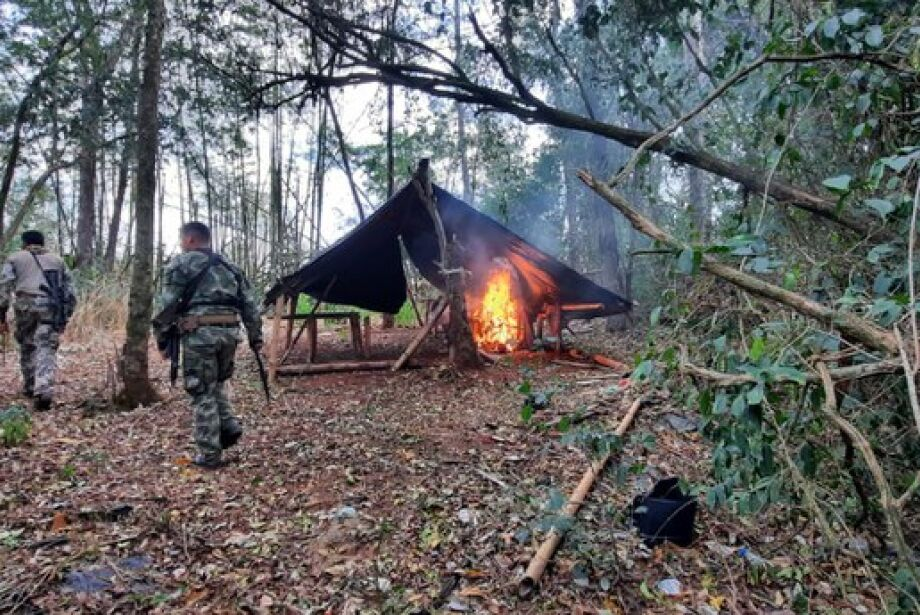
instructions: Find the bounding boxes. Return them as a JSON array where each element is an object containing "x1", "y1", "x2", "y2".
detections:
[{"x1": 467, "y1": 267, "x2": 524, "y2": 352}]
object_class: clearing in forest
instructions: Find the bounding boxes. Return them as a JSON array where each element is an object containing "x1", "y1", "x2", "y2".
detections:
[{"x1": 0, "y1": 327, "x2": 887, "y2": 613}]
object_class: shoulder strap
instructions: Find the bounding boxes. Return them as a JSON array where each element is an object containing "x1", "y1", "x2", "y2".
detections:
[
  {"x1": 175, "y1": 254, "x2": 217, "y2": 315},
  {"x1": 29, "y1": 252, "x2": 56, "y2": 294}
]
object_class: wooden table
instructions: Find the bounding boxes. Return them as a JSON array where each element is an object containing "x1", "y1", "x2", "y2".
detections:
[{"x1": 282, "y1": 311, "x2": 365, "y2": 363}]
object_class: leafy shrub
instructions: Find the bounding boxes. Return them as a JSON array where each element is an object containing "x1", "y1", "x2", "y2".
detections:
[{"x1": 0, "y1": 406, "x2": 32, "y2": 447}]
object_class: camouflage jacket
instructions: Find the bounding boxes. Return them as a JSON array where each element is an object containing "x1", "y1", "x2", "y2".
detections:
[
  {"x1": 0, "y1": 247, "x2": 76, "y2": 315},
  {"x1": 153, "y1": 249, "x2": 262, "y2": 345}
]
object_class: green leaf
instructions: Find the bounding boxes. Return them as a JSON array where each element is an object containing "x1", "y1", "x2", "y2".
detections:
[
  {"x1": 520, "y1": 404, "x2": 534, "y2": 423},
  {"x1": 822, "y1": 174, "x2": 852, "y2": 193},
  {"x1": 822, "y1": 17, "x2": 840, "y2": 38},
  {"x1": 865, "y1": 198, "x2": 894, "y2": 218},
  {"x1": 865, "y1": 25, "x2": 883, "y2": 47},
  {"x1": 882, "y1": 155, "x2": 912, "y2": 173},
  {"x1": 749, "y1": 337, "x2": 765, "y2": 362},
  {"x1": 867, "y1": 243, "x2": 895, "y2": 264},
  {"x1": 841, "y1": 9, "x2": 865, "y2": 26},
  {"x1": 650, "y1": 306, "x2": 662, "y2": 326},
  {"x1": 731, "y1": 394, "x2": 747, "y2": 417},
  {"x1": 749, "y1": 257, "x2": 774, "y2": 274},
  {"x1": 747, "y1": 383, "x2": 765, "y2": 405},
  {"x1": 676, "y1": 248, "x2": 695, "y2": 274}
]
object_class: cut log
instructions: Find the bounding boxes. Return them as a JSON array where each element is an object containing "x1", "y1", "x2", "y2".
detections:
[
  {"x1": 392, "y1": 298, "x2": 448, "y2": 371},
  {"x1": 518, "y1": 396, "x2": 645, "y2": 598},
  {"x1": 560, "y1": 303, "x2": 604, "y2": 311},
  {"x1": 278, "y1": 359, "x2": 410, "y2": 375}
]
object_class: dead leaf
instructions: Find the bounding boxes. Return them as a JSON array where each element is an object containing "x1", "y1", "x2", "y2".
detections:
[
  {"x1": 51, "y1": 512, "x2": 68, "y2": 532},
  {"x1": 458, "y1": 586, "x2": 488, "y2": 598},
  {"x1": 185, "y1": 588, "x2": 210, "y2": 606}
]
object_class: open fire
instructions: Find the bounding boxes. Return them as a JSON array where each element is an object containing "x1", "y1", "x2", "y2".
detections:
[{"x1": 466, "y1": 266, "x2": 526, "y2": 352}]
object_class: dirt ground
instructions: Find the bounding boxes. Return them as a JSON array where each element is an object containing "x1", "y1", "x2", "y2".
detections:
[{"x1": 0, "y1": 323, "x2": 891, "y2": 613}]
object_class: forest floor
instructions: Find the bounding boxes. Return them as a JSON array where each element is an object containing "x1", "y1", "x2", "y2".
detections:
[{"x1": 0, "y1": 323, "x2": 891, "y2": 614}]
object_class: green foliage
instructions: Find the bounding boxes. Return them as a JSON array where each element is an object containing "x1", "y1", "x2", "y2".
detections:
[
  {"x1": 293, "y1": 294, "x2": 417, "y2": 327},
  {"x1": 0, "y1": 406, "x2": 31, "y2": 447}
]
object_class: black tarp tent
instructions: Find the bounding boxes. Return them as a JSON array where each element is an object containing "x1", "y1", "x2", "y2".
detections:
[{"x1": 264, "y1": 180, "x2": 632, "y2": 320}]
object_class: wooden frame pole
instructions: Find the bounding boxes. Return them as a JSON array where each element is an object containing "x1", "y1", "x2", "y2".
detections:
[
  {"x1": 268, "y1": 295, "x2": 285, "y2": 384},
  {"x1": 391, "y1": 297, "x2": 447, "y2": 371}
]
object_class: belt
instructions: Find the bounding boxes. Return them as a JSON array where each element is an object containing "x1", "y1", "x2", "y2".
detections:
[{"x1": 178, "y1": 313, "x2": 239, "y2": 333}]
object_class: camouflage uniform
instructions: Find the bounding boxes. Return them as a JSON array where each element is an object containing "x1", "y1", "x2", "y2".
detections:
[
  {"x1": 0, "y1": 247, "x2": 76, "y2": 401},
  {"x1": 153, "y1": 249, "x2": 262, "y2": 460}
]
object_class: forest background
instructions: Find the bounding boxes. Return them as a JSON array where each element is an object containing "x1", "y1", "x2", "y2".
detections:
[{"x1": 1, "y1": 0, "x2": 919, "y2": 608}]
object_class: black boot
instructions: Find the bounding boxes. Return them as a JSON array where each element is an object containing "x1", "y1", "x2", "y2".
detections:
[
  {"x1": 220, "y1": 420, "x2": 243, "y2": 450},
  {"x1": 192, "y1": 454, "x2": 225, "y2": 470},
  {"x1": 34, "y1": 395, "x2": 52, "y2": 411}
]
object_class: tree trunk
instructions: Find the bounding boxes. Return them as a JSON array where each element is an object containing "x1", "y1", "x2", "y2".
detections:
[
  {"x1": 104, "y1": 28, "x2": 141, "y2": 271},
  {"x1": 414, "y1": 160, "x2": 479, "y2": 368},
  {"x1": 74, "y1": 17, "x2": 136, "y2": 269},
  {"x1": 103, "y1": 134, "x2": 135, "y2": 271},
  {"x1": 76, "y1": 81, "x2": 102, "y2": 268},
  {"x1": 454, "y1": 0, "x2": 472, "y2": 203},
  {"x1": 119, "y1": 0, "x2": 164, "y2": 408}
]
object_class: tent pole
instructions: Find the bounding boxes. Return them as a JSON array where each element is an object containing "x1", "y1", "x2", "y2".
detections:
[
  {"x1": 268, "y1": 295, "x2": 285, "y2": 384},
  {"x1": 392, "y1": 297, "x2": 447, "y2": 371}
]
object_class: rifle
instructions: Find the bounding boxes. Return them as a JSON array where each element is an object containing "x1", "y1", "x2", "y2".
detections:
[
  {"x1": 250, "y1": 340, "x2": 271, "y2": 401},
  {"x1": 29, "y1": 252, "x2": 75, "y2": 332},
  {"x1": 152, "y1": 255, "x2": 215, "y2": 385}
]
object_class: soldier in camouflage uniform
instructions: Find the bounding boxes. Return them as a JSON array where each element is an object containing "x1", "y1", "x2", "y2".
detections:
[
  {"x1": 153, "y1": 222, "x2": 263, "y2": 469},
  {"x1": 0, "y1": 230, "x2": 77, "y2": 410}
]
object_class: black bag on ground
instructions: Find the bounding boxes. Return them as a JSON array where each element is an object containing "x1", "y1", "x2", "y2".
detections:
[{"x1": 631, "y1": 477, "x2": 697, "y2": 547}]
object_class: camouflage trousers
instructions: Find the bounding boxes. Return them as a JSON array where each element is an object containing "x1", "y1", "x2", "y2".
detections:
[
  {"x1": 182, "y1": 326, "x2": 241, "y2": 458},
  {"x1": 14, "y1": 306, "x2": 60, "y2": 398}
]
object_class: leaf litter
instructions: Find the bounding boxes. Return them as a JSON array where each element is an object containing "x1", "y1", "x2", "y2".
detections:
[{"x1": 0, "y1": 328, "x2": 890, "y2": 612}]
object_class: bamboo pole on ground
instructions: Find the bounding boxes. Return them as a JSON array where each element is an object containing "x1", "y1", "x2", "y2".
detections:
[
  {"x1": 518, "y1": 396, "x2": 646, "y2": 598},
  {"x1": 268, "y1": 295, "x2": 285, "y2": 384}
]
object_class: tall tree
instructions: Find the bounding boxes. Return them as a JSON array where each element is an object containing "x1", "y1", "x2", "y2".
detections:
[
  {"x1": 454, "y1": 0, "x2": 472, "y2": 203},
  {"x1": 74, "y1": 11, "x2": 137, "y2": 268},
  {"x1": 119, "y1": 0, "x2": 164, "y2": 407}
]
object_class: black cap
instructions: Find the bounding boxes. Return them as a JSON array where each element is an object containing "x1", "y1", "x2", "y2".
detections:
[{"x1": 21, "y1": 230, "x2": 45, "y2": 246}]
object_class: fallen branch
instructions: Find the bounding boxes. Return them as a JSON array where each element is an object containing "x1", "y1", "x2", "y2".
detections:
[
  {"x1": 577, "y1": 170, "x2": 898, "y2": 355},
  {"x1": 475, "y1": 468, "x2": 510, "y2": 489},
  {"x1": 680, "y1": 357, "x2": 902, "y2": 386},
  {"x1": 592, "y1": 354, "x2": 629, "y2": 372},
  {"x1": 817, "y1": 364, "x2": 920, "y2": 591},
  {"x1": 518, "y1": 396, "x2": 645, "y2": 598}
]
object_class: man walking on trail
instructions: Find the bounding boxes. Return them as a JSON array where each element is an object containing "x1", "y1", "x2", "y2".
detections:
[
  {"x1": 153, "y1": 222, "x2": 263, "y2": 469},
  {"x1": 0, "y1": 230, "x2": 77, "y2": 411}
]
